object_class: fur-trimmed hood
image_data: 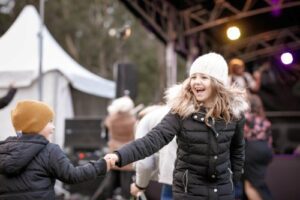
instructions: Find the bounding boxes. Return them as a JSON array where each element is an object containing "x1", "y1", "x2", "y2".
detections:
[{"x1": 164, "y1": 83, "x2": 249, "y2": 119}]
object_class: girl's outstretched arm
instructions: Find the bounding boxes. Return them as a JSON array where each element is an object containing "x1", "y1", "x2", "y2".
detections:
[{"x1": 105, "y1": 112, "x2": 181, "y2": 168}]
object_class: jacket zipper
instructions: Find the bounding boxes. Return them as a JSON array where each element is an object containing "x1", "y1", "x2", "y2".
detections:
[
  {"x1": 182, "y1": 169, "x2": 189, "y2": 193},
  {"x1": 228, "y1": 168, "x2": 234, "y2": 191}
]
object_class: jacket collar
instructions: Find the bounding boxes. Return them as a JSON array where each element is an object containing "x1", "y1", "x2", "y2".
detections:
[{"x1": 164, "y1": 83, "x2": 248, "y2": 119}]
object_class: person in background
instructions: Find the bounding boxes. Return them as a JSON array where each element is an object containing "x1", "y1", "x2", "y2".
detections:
[
  {"x1": 0, "y1": 100, "x2": 110, "y2": 200},
  {"x1": 105, "y1": 52, "x2": 249, "y2": 200},
  {"x1": 131, "y1": 104, "x2": 176, "y2": 200},
  {"x1": 243, "y1": 94, "x2": 273, "y2": 200},
  {"x1": 103, "y1": 95, "x2": 137, "y2": 200},
  {"x1": 0, "y1": 84, "x2": 17, "y2": 109},
  {"x1": 228, "y1": 58, "x2": 261, "y2": 93}
]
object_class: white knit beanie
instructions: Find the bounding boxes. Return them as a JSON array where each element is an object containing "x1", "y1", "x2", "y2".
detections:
[
  {"x1": 189, "y1": 52, "x2": 228, "y2": 85},
  {"x1": 107, "y1": 96, "x2": 134, "y2": 114}
]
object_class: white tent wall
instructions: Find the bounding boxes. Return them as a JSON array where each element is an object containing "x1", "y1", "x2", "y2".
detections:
[
  {"x1": 0, "y1": 5, "x2": 116, "y2": 146},
  {"x1": 71, "y1": 89, "x2": 111, "y2": 117},
  {"x1": 42, "y1": 71, "x2": 74, "y2": 148},
  {"x1": 0, "y1": 5, "x2": 115, "y2": 99},
  {"x1": 0, "y1": 71, "x2": 73, "y2": 147}
]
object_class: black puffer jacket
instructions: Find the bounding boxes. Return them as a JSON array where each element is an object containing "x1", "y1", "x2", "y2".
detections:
[
  {"x1": 116, "y1": 110, "x2": 245, "y2": 200},
  {"x1": 0, "y1": 134, "x2": 107, "y2": 200}
]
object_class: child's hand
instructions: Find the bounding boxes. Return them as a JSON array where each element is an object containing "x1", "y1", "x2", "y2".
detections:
[
  {"x1": 104, "y1": 153, "x2": 119, "y2": 169},
  {"x1": 103, "y1": 157, "x2": 113, "y2": 172}
]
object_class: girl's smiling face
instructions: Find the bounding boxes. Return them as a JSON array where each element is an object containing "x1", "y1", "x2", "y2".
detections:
[{"x1": 190, "y1": 73, "x2": 214, "y2": 107}]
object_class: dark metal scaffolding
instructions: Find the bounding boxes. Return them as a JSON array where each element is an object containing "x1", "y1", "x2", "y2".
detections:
[{"x1": 120, "y1": 0, "x2": 300, "y2": 63}]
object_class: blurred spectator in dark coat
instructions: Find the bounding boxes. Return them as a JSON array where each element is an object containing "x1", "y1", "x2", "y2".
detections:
[
  {"x1": 0, "y1": 84, "x2": 17, "y2": 109},
  {"x1": 243, "y1": 94, "x2": 273, "y2": 200}
]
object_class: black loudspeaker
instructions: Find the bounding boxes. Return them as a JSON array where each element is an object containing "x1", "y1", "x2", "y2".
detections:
[
  {"x1": 64, "y1": 118, "x2": 105, "y2": 151},
  {"x1": 116, "y1": 63, "x2": 137, "y2": 100}
]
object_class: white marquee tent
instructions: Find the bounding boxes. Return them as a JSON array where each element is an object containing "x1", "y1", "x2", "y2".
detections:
[{"x1": 0, "y1": 5, "x2": 115, "y2": 146}]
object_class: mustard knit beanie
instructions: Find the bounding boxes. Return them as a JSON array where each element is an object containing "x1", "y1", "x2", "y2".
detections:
[
  {"x1": 11, "y1": 100, "x2": 54, "y2": 134},
  {"x1": 189, "y1": 52, "x2": 228, "y2": 85}
]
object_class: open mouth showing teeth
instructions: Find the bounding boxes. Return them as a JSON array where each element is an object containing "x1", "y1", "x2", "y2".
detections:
[{"x1": 195, "y1": 88, "x2": 205, "y2": 93}]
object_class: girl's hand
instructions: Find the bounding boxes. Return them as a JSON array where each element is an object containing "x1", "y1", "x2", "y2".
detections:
[{"x1": 104, "y1": 153, "x2": 119, "y2": 168}]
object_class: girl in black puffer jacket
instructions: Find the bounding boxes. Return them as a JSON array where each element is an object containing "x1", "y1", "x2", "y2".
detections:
[
  {"x1": 105, "y1": 52, "x2": 249, "y2": 200},
  {"x1": 0, "y1": 100, "x2": 109, "y2": 200}
]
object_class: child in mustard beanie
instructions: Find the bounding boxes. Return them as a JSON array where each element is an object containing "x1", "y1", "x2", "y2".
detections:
[
  {"x1": 0, "y1": 100, "x2": 111, "y2": 199},
  {"x1": 11, "y1": 100, "x2": 55, "y2": 137}
]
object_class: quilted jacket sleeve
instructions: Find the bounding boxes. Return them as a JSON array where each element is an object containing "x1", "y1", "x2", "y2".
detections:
[
  {"x1": 116, "y1": 112, "x2": 181, "y2": 167},
  {"x1": 47, "y1": 144, "x2": 107, "y2": 184}
]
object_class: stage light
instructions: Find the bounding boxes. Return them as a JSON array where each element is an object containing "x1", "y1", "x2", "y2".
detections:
[
  {"x1": 226, "y1": 26, "x2": 241, "y2": 40},
  {"x1": 281, "y1": 52, "x2": 293, "y2": 65},
  {"x1": 271, "y1": 0, "x2": 281, "y2": 16},
  {"x1": 109, "y1": 25, "x2": 132, "y2": 39},
  {"x1": 120, "y1": 25, "x2": 131, "y2": 39},
  {"x1": 78, "y1": 152, "x2": 85, "y2": 160},
  {"x1": 108, "y1": 28, "x2": 117, "y2": 37}
]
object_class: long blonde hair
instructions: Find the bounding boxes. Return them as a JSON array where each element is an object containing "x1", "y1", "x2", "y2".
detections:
[{"x1": 169, "y1": 77, "x2": 247, "y2": 125}]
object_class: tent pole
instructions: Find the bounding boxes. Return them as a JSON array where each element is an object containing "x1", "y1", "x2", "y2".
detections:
[{"x1": 38, "y1": 0, "x2": 45, "y2": 101}]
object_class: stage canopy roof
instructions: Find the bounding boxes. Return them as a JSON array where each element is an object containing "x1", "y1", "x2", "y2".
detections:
[{"x1": 120, "y1": 0, "x2": 300, "y2": 64}]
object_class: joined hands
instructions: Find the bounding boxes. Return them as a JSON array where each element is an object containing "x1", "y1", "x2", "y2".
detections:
[{"x1": 103, "y1": 153, "x2": 119, "y2": 171}]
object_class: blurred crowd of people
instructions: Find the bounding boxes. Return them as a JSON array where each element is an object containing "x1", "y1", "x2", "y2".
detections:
[
  {"x1": 100, "y1": 54, "x2": 274, "y2": 200},
  {"x1": 0, "y1": 53, "x2": 290, "y2": 200},
  {"x1": 100, "y1": 55, "x2": 275, "y2": 200},
  {"x1": 227, "y1": 58, "x2": 273, "y2": 200}
]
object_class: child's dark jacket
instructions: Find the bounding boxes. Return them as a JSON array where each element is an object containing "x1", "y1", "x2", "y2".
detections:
[{"x1": 0, "y1": 134, "x2": 106, "y2": 200}]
